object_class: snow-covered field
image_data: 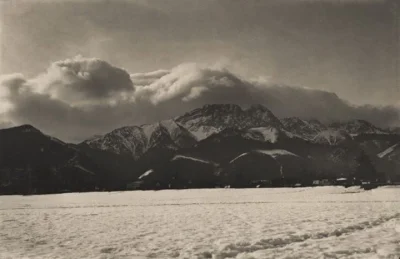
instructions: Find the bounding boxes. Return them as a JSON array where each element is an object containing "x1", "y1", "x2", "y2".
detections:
[{"x1": 0, "y1": 187, "x2": 399, "y2": 259}]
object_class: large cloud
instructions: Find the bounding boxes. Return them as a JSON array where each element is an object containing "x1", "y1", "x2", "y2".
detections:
[
  {"x1": 0, "y1": 56, "x2": 399, "y2": 142},
  {"x1": 31, "y1": 56, "x2": 134, "y2": 105},
  {"x1": 133, "y1": 63, "x2": 242, "y2": 104}
]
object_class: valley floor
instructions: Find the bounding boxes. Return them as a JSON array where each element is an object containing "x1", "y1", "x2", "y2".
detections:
[{"x1": 0, "y1": 187, "x2": 399, "y2": 259}]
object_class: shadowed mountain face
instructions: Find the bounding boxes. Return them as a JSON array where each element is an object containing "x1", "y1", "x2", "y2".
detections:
[
  {"x1": 0, "y1": 125, "x2": 138, "y2": 194},
  {"x1": 225, "y1": 149, "x2": 308, "y2": 187},
  {"x1": 1, "y1": 104, "x2": 399, "y2": 194}
]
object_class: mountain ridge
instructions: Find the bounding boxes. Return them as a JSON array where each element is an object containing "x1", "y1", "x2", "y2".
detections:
[
  {"x1": 1, "y1": 103, "x2": 399, "y2": 194},
  {"x1": 84, "y1": 104, "x2": 392, "y2": 158}
]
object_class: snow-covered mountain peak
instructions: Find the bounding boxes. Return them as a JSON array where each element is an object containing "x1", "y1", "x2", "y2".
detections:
[
  {"x1": 141, "y1": 123, "x2": 160, "y2": 140},
  {"x1": 83, "y1": 126, "x2": 146, "y2": 158},
  {"x1": 329, "y1": 119, "x2": 388, "y2": 136},
  {"x1": 311, "y1": 129, "x2": 350, "y2": 145},
  {"x1": 141, "y1": 120, "x2": 181, "y2": 135},
  {"x1": 84, "y1": 119, "x2": 196, "y2": 158},
  {"x1": 83, "y1": 104, "x2": 394, "y2": 156},
  {"x1": 282, "y1": 117, "x2": 326, "y2": 130},
  {"x1": 281, "y1": 117, "x2": 327, "y2": 141},
  {"x1": 158, "y1": 119, "x2": 192, "y2": 140},
  {"x1": 176, "y1": 103, "x2": 283, "y2": 140}
]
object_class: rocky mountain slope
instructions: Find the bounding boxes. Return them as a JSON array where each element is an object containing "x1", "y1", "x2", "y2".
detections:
[
  {"x1": 83, "y1": 120, "x2": 197, "y2": 159},
  {"x1": 329, "y1": 120, "x2": 389, "y2": 136},
  {"x1": 281, "y1": 117, "x2": 327, "y2": 140},
  {"x1": 175, "y1": 104, "x2": 284, "y2": 140},
  {"x1": 83, "y1": 104, "x2": 396, "y2": 160}
]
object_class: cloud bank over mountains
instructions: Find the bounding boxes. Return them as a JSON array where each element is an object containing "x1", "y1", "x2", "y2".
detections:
[{"x1": 0, "y1": 56, "x2": 399, "y2": 142}]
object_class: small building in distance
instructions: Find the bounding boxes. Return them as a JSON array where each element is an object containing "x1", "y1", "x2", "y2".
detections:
[
  {"x1": 312, "y1": 179, "x2": 332, "y2": 186},
  {"x1": 335, "y1": 178, "x2": 348, "y2": 186},
  {"x1": 126, "y1": 181, "x2": 144, "y2": 190}
]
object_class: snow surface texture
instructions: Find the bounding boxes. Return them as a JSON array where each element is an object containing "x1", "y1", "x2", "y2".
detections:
[
  {"x1": 188, "y1": 125, "x2": 221, "y2": 141},
  {"x1": 311, "y1": 130, "x2": 348, "y2": 145},
  {"x1": 171, "y1": 155, "x2": 212, "y2": 164},
  {"x1": 377, "y1": 143, "x2": 399, "y2": 158},
  {"x1": 247, "y1": 127, "x2": 278, "y2": 143},
  {"x1": 138, "y1": 169, "x2": 154, "y2": 180},
  {"x1": 0, "y1": 187, "x2": 399, "y2": 259},
  {"x1": 230, "y1": 149, "x2": 298, "y2": 163},
  {"x1": 256, "y1": 149, "x2": 298, "y2": 158}
]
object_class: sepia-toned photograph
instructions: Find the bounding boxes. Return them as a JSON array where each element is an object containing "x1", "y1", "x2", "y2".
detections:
[{"x1": 0, "y1": 0, "x2": 399, "y2": 258}]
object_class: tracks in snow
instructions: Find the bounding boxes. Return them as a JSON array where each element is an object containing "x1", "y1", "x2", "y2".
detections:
[
  {"x1": 207, "y1": 213, "x2": 400, "y2": 258},
  {"x1": 2, "y1": 200, "x2": 400, "y2": 211}
]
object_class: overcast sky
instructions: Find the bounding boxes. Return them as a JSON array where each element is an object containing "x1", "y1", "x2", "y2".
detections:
[
  {"x1": 2, "y1": 0, "x2": 398, "y2": 105},
  {"x1": 0, "y1": 0, "x2": 399, "y2": 141}
]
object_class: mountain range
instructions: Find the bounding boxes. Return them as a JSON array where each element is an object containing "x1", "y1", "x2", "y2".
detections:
[{"x1": 1, "y1": 104, "x2": 399, "y2": 194}]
